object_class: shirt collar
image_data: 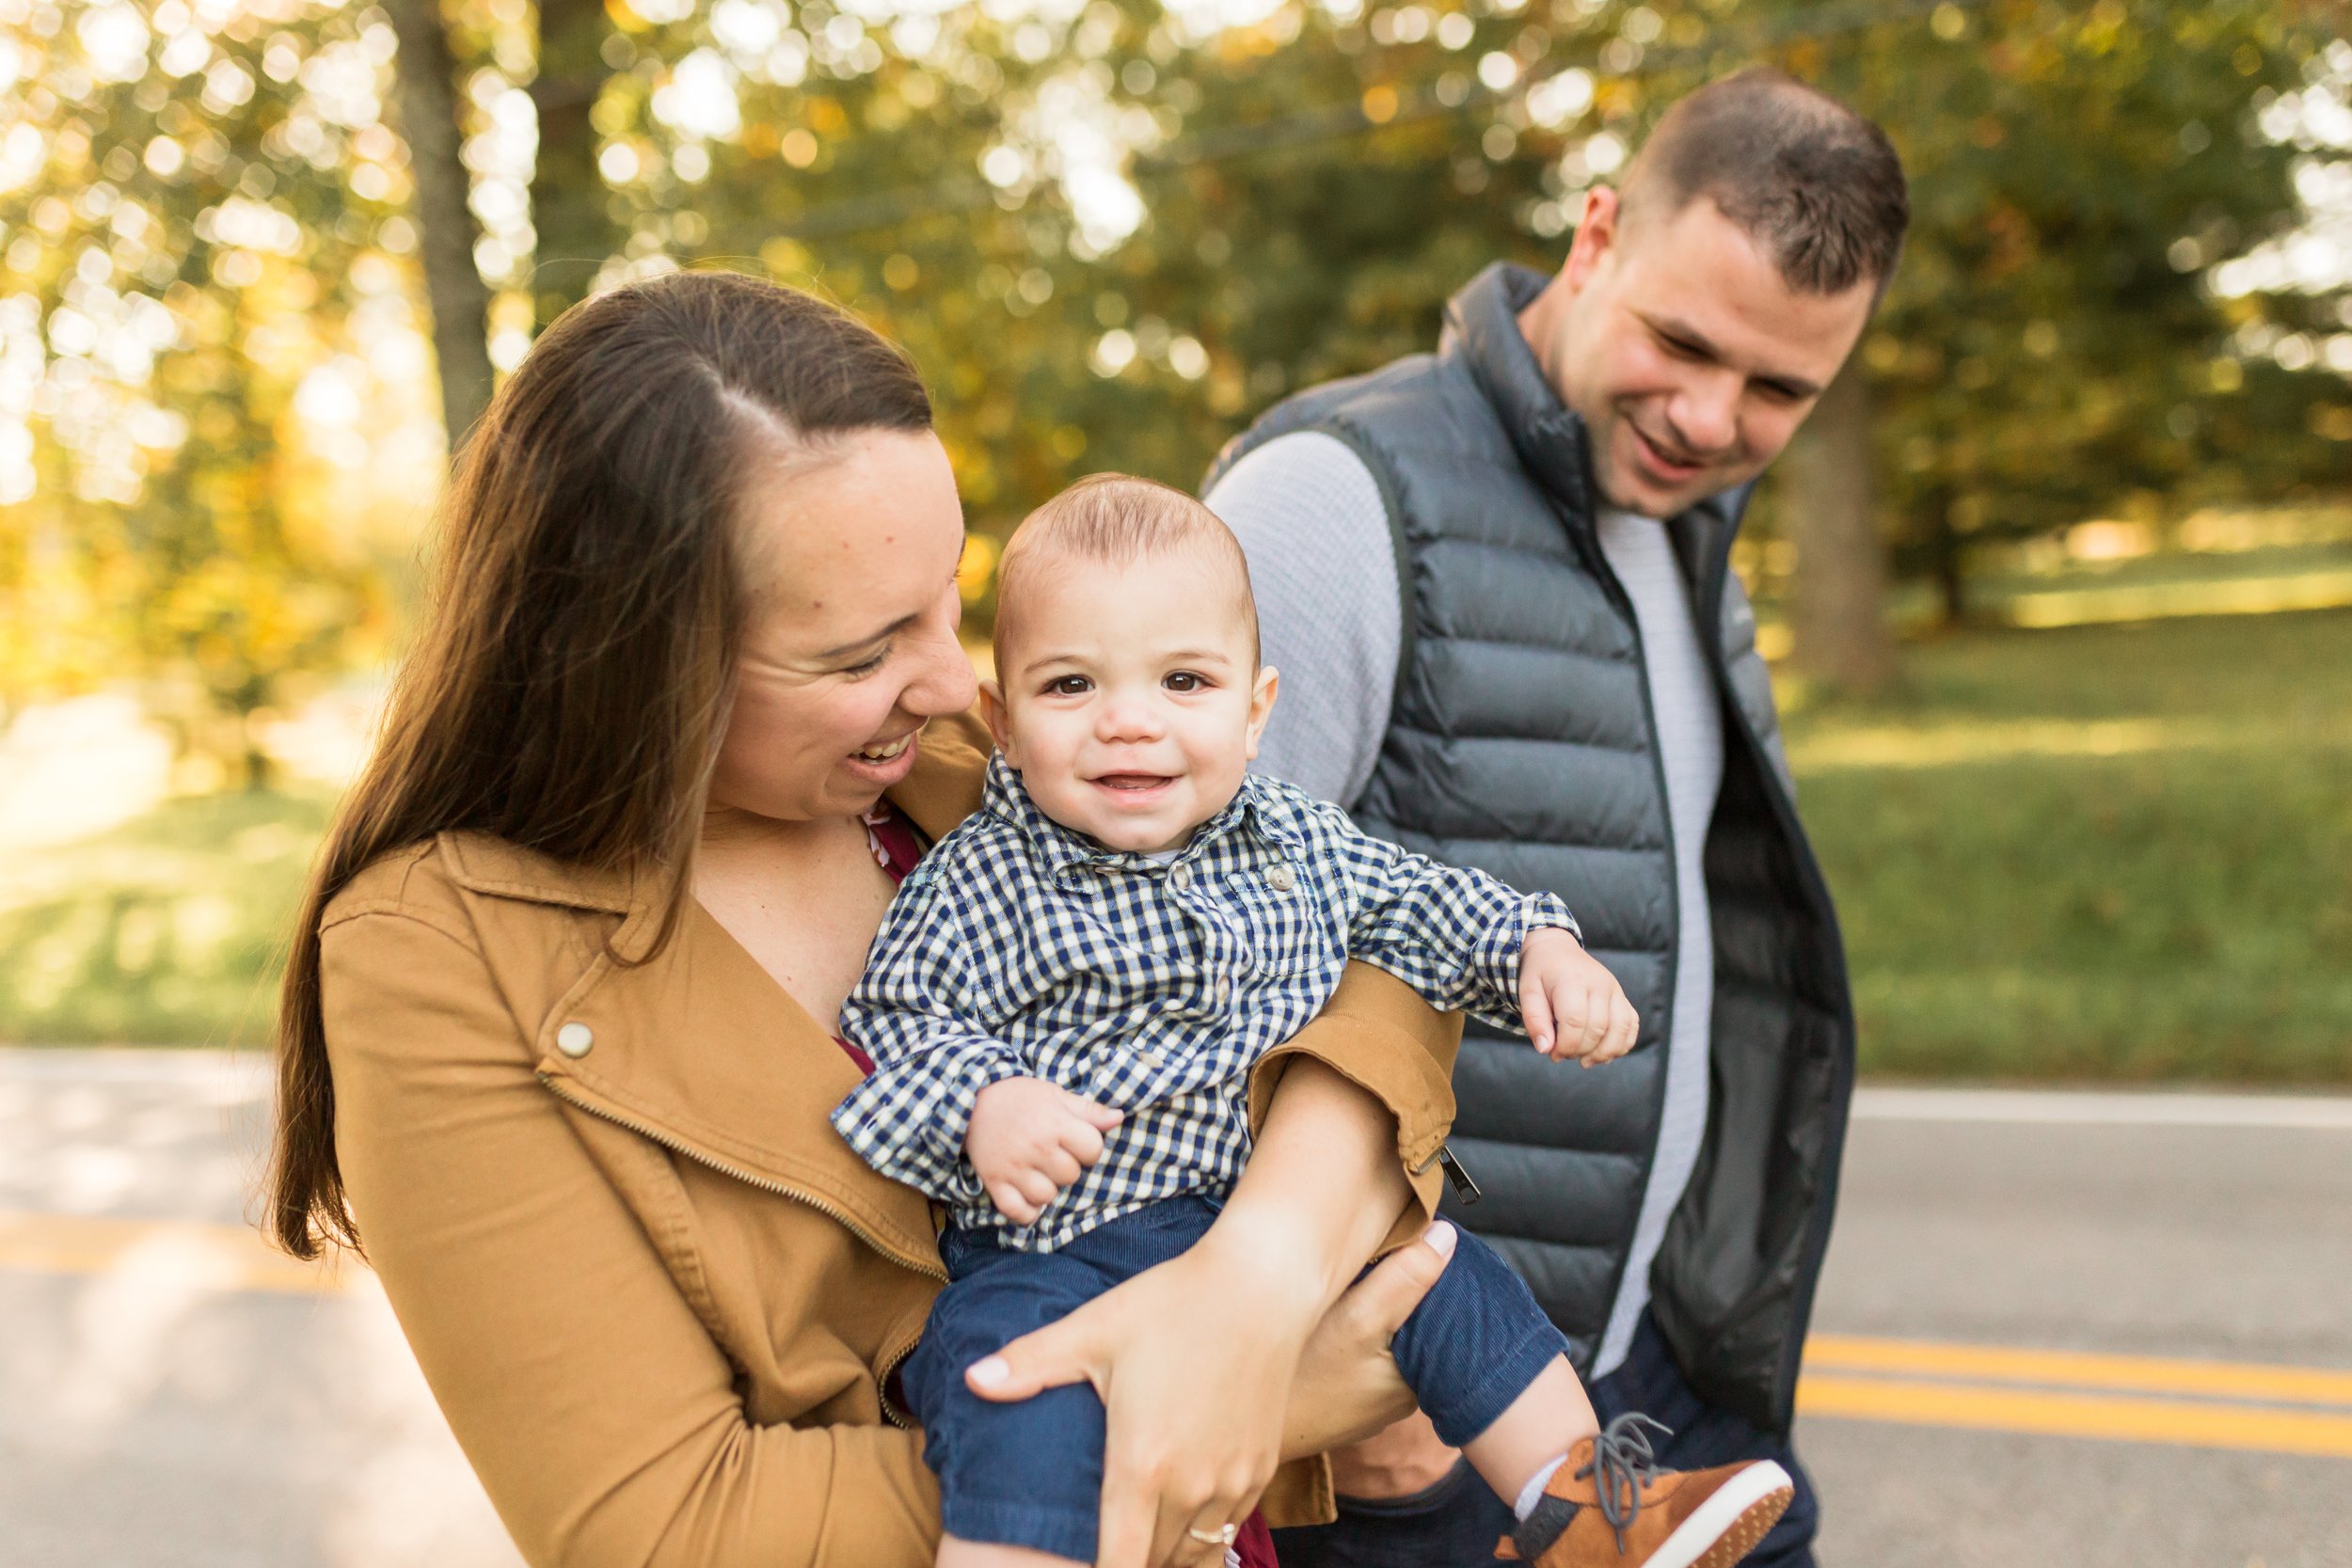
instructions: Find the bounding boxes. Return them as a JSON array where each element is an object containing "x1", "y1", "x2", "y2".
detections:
[{"x1": 980, "y1": 753, "x2": 1307, "y2": 873}]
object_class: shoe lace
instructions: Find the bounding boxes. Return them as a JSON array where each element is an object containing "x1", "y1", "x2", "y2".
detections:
[{"x1": 1577, "y1": 1412, "x2": 1673, "y2": 1555}]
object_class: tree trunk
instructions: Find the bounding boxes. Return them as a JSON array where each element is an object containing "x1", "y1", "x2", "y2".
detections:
[
  {"x1": 384, "y1": 0, "x2": 496, "y2": 451},
  {"x1": 1781, "y1": 359, "x2": 1898, "y2": 693},
  {"x1": 530, "y1": 0, "x2": 625, "y2": 324}
]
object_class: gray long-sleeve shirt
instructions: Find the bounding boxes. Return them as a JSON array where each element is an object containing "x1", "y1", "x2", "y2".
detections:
[{"x1": 1205, "y1": 430, "x2": 1725, "y2": 1378}]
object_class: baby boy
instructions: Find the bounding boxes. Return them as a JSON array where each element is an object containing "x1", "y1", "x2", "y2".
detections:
[{"x1": 831, "y1": 475, "x2": 1792, "y2": 1568}]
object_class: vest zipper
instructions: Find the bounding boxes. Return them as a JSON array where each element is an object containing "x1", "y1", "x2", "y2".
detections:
[
  {"x1": 1691, "y1": 531, "x2": 1859, "y2": 1434},
  {"x1": 536, "y1": 1069, "x2": 949, "y2": 1291}
]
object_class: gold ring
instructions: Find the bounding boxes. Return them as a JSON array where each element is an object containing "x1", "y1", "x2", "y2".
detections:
[{"x1": 1185, "y1": 1522, "x2": 1239, "y2": 1546}]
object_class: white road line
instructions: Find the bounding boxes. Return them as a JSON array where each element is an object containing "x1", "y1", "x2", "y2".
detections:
[{"x1": 1851, "y1": 1086, "x2": 2352, "y2": 1130}]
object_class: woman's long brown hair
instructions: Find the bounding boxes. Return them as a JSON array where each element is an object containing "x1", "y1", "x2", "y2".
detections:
[{"x1": 266, "y1": 272, "x2": 931, "y2": 1259}]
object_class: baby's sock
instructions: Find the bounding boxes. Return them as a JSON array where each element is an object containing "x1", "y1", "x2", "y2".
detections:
[{"x1": 1511, "y1": 1451, "x2": 1571, "y2": 1520}]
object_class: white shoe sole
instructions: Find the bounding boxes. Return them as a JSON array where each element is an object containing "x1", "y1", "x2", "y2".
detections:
[{"x1": 1643, "y1": 1460, "x2": 1794, "y2": 1568}]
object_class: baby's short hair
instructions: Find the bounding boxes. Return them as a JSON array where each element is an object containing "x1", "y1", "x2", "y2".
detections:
[{"x1": 993, "y1": 473, "x2": 1261, "y2": 668}]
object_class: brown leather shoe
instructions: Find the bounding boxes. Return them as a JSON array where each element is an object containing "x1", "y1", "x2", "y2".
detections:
[{"x1": 1494, "y1": 1415, "x2": 1793, "y2": 1568}]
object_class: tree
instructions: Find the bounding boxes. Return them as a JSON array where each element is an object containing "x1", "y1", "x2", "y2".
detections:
[
  {"x1": 384, "y1": 0, "x2": 494, "y2": 444},
  {"x1": 1, "y1": 0, "x2": 417, "y2": 778},
  {"x1": 1780, "y1": 359, "x2": 1897, "y2": 691}
]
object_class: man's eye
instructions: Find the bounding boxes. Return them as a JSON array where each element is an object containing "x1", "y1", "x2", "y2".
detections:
[
  {"x1": 841, "y1": 650, "x2": 887, "y2": 677},
  {"x1": 1164, "y1": 672, "x2": 1204, "y2": 692},
  {"x1": 1047, "y1": 675, "x2": 1092, "y2": 696}
]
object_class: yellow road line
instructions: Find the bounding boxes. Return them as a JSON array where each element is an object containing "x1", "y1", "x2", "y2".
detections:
[
  {"x1": 1806, "y1": 1334, "x2": 2352, "y2": 1409},
  {"x1": 1798, "y1": 1373, "x2": 2352, "y2": 1459},
  {"x1": 0, "y1": 1210, "x2": 367, "y2": 1296}
]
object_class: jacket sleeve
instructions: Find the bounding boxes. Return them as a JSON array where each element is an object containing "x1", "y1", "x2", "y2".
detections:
[
  {"x1": 1246, "y1": 959, "x2": 1466, "y2": 1259},
  {"x1": 321, "y1": 905, "x2": 941, "y2": 1568},
  {"x1": 831, "y1": 863, "x2": 1027, "y2": 1208}
]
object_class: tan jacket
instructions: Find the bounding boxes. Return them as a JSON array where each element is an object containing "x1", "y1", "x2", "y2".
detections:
[{"x1": 319, "y1": 711, "x2": 1462, "y2": 1568}]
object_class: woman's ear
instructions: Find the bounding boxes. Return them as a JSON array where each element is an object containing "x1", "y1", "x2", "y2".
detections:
[
  {"x1": 1244, "y1": 665, "x2": 1280, "y2": 762},
  {"x1": 978, "y1": 677, "x2": 1015, "y2": 759}
]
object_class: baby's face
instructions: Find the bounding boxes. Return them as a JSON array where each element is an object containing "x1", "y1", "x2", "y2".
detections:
[{"x1": 986, "y1": 549, "x2": 1277, "y2": 854}]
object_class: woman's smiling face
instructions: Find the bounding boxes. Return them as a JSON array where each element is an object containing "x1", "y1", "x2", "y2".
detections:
[{"x1": 709, "y1": 427, "x2": 977, "y2": 824}]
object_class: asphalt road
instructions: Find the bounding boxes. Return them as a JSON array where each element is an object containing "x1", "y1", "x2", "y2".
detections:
[{"x1": 2, "y1": 1050, "x2": 2347, "y2": 1567}]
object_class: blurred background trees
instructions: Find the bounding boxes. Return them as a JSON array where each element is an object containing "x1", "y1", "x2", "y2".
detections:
[
  {"x1": 4, "y1": 0, "x2": 2350, "y2": 743},
  {"x1": 5, "y1": 0, "x2": 2350, "y2": 1063}
]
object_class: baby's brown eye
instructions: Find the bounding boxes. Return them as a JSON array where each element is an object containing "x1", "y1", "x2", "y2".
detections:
[
  {"x1": 1164, "y1": 672, "x2": 1203, "y2": 692},
  {"x1": 1048, "y1": 675, "x2": 1091, "y2": 696}
]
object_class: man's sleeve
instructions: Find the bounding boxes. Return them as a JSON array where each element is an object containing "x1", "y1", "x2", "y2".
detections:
[{"x1": 1204, "y1": 431, "x2": 1402, "y2": 808}]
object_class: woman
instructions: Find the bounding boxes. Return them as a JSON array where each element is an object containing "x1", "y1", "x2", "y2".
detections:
[{"x1": 266, "y1": 272, "x2": 1467, "y2": 1568}]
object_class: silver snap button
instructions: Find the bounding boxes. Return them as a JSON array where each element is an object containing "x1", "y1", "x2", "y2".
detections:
[
  {"x1": 1167, "y1": 864, "x2": 1191, "y2": 891},
  {"x1": 1266, "y1": 864, "x2": 1296, "y2": 893},
  {"x1": 555, "y1": 1022, "x2": 595, "y2": 1057}
]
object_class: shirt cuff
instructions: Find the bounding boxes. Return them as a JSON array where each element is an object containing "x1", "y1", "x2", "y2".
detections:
[{"x1": 1470, "y1": 893, "x2": 1581, "y2": 1002}]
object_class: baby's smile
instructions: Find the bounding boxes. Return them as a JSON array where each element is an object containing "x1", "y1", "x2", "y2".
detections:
[{"x1": 985, "y1": 531, "x2": 1277, "y2": 857}]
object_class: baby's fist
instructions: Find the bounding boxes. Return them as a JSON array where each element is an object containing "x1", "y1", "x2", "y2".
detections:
[
  {"x1": 966, "y1": 1077, "x2": 1123, "y2": 1225},
  {"x1": 1518, "y1": 927, "x2": 1640, "y2": 1067}
]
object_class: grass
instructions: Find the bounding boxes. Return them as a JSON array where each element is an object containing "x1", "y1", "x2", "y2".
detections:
[
  {"x1": 0, "y1": 789, "x2": 334, "y2": 1047},
  {"x1": 1785, "y1": 608, "x2": 2352, "y2": 1084},
  {"x1": 3, "y1": 607, "x2": 2347, "y2": 1082}
]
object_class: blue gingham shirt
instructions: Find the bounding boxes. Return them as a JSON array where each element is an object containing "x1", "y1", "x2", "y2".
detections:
[{"x1": 831, "y1": 755, "x2": 1581, "y2": 1250}]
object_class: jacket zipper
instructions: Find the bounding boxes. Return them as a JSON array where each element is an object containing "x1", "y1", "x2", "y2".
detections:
[{"x1": 538, "y1": 1069, "x2": 947, "y2": 1431}]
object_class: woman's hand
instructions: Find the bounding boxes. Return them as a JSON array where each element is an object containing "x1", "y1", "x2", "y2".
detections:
[
  {"x1": 1280, "y1": 1221, "x2": 1455, "y2": 1460},
  {"x1": 965, "y1": 1220, "x2": 1455, "y2": 1568}
]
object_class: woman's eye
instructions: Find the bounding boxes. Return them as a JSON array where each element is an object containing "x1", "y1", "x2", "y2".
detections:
[
  {"x1": 1047, "y1": 675, "x2": 1092, "y2": 696},
  {"x1": 841, "y1": 650, "x2": 888, "y2": 677},
  {"x1": 1164, "y1": 672, "x2": 1204, "y2": 692}
]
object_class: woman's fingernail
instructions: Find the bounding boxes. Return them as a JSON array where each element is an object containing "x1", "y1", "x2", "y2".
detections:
[
  {"x1": 1424, "y1": 1220, "x2": 1458, "y2": 1259},
  {"x1": 968, "y1": 1356, "x2": 1009, "y2": 1387}
]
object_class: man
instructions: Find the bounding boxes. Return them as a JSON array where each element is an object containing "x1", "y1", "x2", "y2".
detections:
[{"x1": 1202, "y1": 69, "x2": 1906, "y2": 1567}]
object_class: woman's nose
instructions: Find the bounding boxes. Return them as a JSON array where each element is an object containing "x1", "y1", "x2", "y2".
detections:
[{"x1": 905, "y1": 623, "x2": 979, "y2": 717}]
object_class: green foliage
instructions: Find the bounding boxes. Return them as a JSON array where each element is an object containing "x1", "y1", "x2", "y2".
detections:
[
  {"x1": 1787, "y1": 607, "x2": 2352, "y2": 1082},
  {"x1": 1, "y1": 0, "x2": 415, "y2": 761},
  {"x1": 1793, "y1": 0, "x2": 2349, "y2": 616}
]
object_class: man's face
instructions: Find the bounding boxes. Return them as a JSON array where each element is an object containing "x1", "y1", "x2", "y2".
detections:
[{"x1": 1530, "y1": 189, "x2": 1876, "y2": 518}]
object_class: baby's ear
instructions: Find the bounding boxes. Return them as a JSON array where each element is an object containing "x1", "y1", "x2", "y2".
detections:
[
  {"x1": 1244, "y1": 664, "x2": 1280, "y2": 761},
  {"x1": 978, "y1": 678, "x2": 1014, "y2": 753}
]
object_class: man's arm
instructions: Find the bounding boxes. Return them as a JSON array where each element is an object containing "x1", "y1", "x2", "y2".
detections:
[{"x1": 1204, "y1": 431, "x2": 1403, "y2": 807}]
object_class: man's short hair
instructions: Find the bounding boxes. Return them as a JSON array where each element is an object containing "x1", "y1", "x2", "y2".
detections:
[
  {"x1": 993, "y1": 472, "x2": 1262, "y2": 669},
  {"x1": 1619, "y1": 66, "x2": 1909, "y2": 296}
]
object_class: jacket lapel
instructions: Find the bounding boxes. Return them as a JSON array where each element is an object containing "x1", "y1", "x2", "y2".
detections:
[{"x1": 532, "y1": 900, "x2": 945, "y2": 1276}]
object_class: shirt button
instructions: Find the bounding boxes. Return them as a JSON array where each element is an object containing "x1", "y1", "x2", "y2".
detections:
[
  {"x1": 1168, "y1": 864, "x2": 1192, "y2": 891},
  {"x1": 1266, "y1": 864, "x2": 1296, "y2": 893},
  {"x1": 555, "y1": 1022, "x2": 595, "y2": 1057}
]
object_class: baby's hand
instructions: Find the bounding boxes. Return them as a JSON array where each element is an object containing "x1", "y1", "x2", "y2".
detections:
[
  {"x1": 966, "y1": 1077, "x2": 1124, "y2": 1226},
  {"x1": 1518, "y1": 927, "x2": 1640, "y2": 1067}
]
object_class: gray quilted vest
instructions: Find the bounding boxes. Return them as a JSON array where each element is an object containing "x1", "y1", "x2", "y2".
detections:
[{"x1": 1204, "y1": 263, "x2": 1856, "y2": 1433}]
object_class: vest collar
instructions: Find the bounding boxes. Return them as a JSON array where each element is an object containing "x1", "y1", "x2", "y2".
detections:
[
  {"x1": 1439, "y1": 261, "x2": 1757, "y2": 612},
  {"x1": 1440, "y1": 261, "x2": 1597, "y2": 531}
]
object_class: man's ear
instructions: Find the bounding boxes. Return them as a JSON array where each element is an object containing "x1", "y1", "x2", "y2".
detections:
[
  {"x1": 978, "y1": 677, "x2": 1015, "y2": 758},
  {"x1": 1562, "y1": 184, "x2": 1621, "y2": 292},
  {"x1": 1244, "y1": 664, "x2": 1280, "y2": 762}
]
